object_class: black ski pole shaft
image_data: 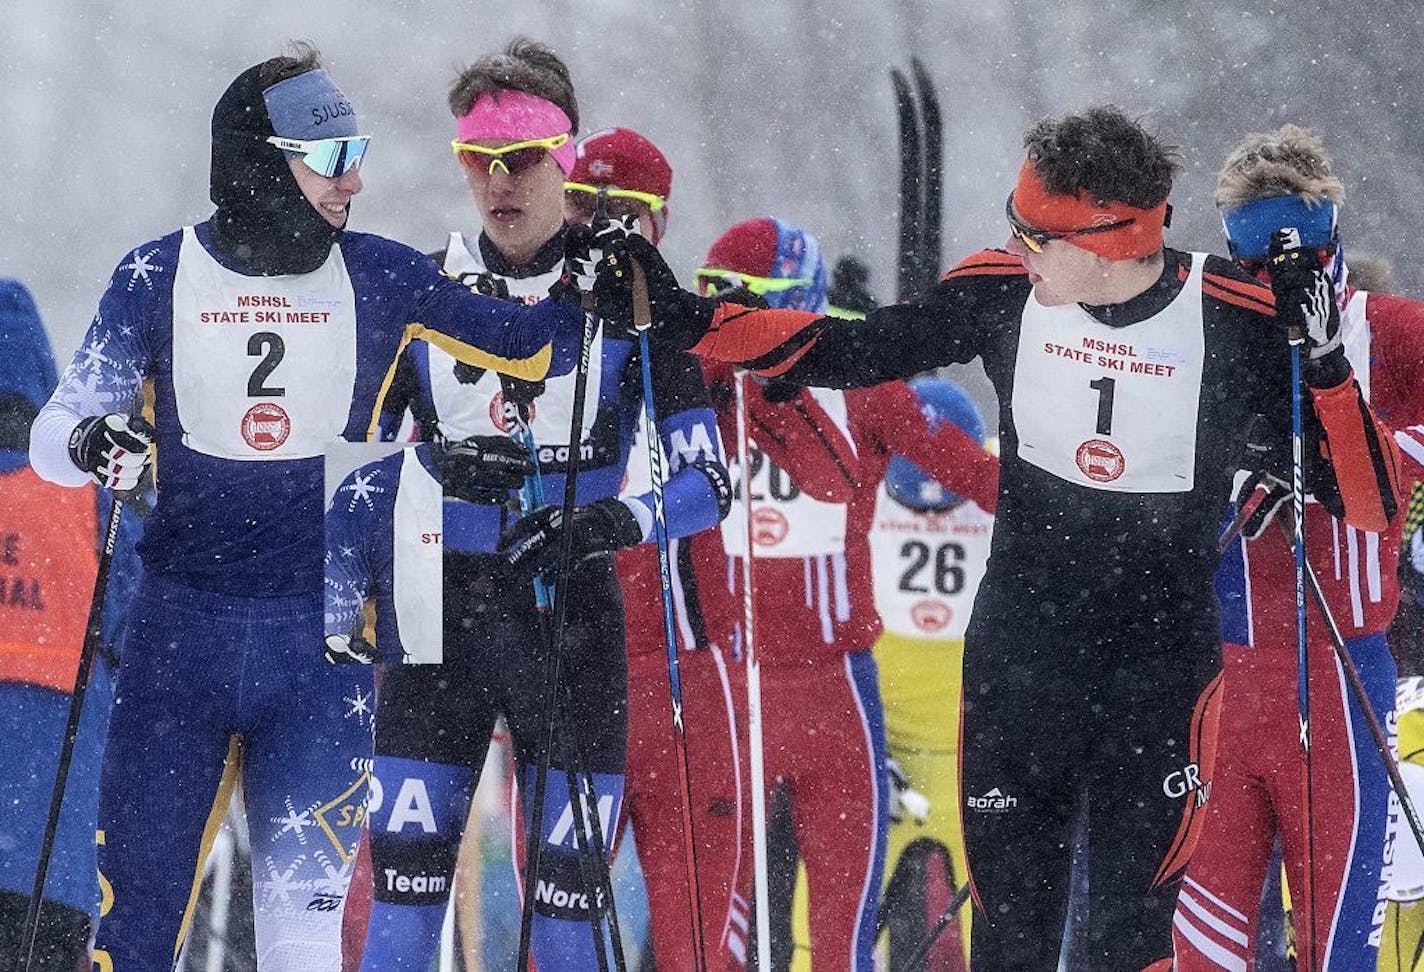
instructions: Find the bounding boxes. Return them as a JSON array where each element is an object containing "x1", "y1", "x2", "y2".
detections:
[
  {"x1": 901, "y1": 883, "x2": 971, "y2": 971},
  {"x1": 910, "y1": 57, "x2": 943, "y2": 297},
  {"x1": 891, "y1": 66, "x2": 924, "y2": 304},
  {"x1": 558, "y1": 678, "x2": 628, "y2": 971},
  {"x1": 15, "y1": 495, "x2": 124, "y2": 972},
  {"x1": 516, "y1": 191, "x2": 609, "y2": 970},
  {"x1": 513, "y1": 408, "x2": 620, "y2": 970}
]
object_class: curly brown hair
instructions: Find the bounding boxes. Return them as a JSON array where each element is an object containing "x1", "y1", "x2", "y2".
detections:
[
  {"x1": 1023, "y1": 106, "x2": 1181, "y2": 210},
  {"x1": 1214, "y1": 124, "x2": 1345, "y2": 211},
  {"x1": 447, "y1": 37, "x2": 578, "y2": 132}
]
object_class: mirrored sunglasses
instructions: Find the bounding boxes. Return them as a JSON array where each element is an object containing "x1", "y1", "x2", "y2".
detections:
[
  {"x1": 267, "y1": 135, "x2": 370, "y2": 177},
  {"x1": 1005, "y1": 192, "x2": 1136, "y2": 254}
]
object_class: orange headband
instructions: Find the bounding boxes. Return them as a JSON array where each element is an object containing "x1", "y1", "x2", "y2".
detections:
[{"x1": 1011, "y1": 158, "x2": 1168, "y2": 260}]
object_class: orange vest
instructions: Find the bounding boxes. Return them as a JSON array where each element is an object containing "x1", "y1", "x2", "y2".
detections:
[{"x1": 0, "y1": 466, "x2": 100, "y2": 692}]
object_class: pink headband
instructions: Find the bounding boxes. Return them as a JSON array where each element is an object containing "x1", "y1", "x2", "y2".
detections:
[{"x1": 456, "y1": 90, "x2": 576, "y2": 174}]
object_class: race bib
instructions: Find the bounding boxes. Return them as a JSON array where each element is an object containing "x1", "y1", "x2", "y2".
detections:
[
  {"x1": 870, "y1": 484, "x2": 993, "y2": 639},
  {"x1": 170, "y1": 227, "x2": 357, "y2": 459},
  {"x1": 1012, "y1": 253, "x2": 1207, "y2": 492},
  {"x1": 720, "y1": 389, "x2": 852, "y2": 559},
  {"x1": 392, "y1": 449, "x2": 443, "y2": 664}
]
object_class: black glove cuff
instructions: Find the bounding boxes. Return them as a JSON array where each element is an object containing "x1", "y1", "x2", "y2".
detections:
[
  {"x1": 1303, "y1": 347, "x2": 1351, "y2": 389},
  {"x1": 592, "y1": 497, "x2": 645, "y2": 549}
]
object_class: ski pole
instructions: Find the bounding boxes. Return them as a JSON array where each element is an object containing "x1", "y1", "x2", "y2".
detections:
[
  {"x1": 15, "y1": 494, "x2": 124, "y2": 972},
  {"x1": 1283, "y1": 513, "x2": 1424, "y2": 861},
  {"x1": 1287, "y1": 292, "x2": 1319, "y2": 972},
  {"x1": 630, "y1": 257, "x2": 710, "y2": 969},
  {"x1": 901, "y1": 883, "x2": 971, "y2": 971},
  {"x1": 733, "y1": 371, "x2": 773, "y2": 970},
  {"x1": 507, "y1": 406, "x2": 617, "y2": 972},
  {"x1": 508, "y1": 404, "x2": 623, "y2": 971}
]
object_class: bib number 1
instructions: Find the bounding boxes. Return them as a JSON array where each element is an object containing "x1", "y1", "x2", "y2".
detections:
[{"x1": 1088, "y1": 376, "x2": 1115, "y2": 435}]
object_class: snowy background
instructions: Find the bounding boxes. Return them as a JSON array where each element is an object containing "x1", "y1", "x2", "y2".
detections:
[{"x1": 7, "y1": 0, "x2": 1422, "y2": 372}]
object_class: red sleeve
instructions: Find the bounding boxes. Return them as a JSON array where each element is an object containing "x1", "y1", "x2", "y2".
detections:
[
  {"x1": 746, "y1": 386, "x2": 861, "y2": 503},
  {"x1": 857, "y1": 382, "x2": 1000, "y2": 514},
  {"x1": 691, "y1": 303, "x2": 827, "y2": 377},
  {"x1": 1311, "y1": 373, "x2": 1403, "y2": 533},
  {"x1": 1366, "y1": 292, "x2": 1424, "y2": 428}
]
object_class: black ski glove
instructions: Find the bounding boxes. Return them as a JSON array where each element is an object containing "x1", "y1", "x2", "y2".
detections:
[
  {"x1": 552, "y1": 216, "x2": 634, "y2": 309},
  {"x1": 595, "y1": 233, "x2": 717, "y2": 349},
  {"x1": 69, "y1": 413, "x2": 156, "y2": 491},
  {"x1": 324, "y1": 632, "x2": 378, "y2": 665},
  {"x1": 1266, "y1": 229, "x2": 1348, "y2": 387},
  {"x1": 499, "y1": 497, "x2": 644, "y2": 580},
  {"x1": 437, "y1": 434, "x2": 534, "y2": 505}
]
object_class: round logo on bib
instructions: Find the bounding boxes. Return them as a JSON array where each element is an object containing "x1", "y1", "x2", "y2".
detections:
[
  {"x1": 241, "y1": 403, "x2": 291, "y2": 451},
  {"x1": 751, "y1": 508, "x2": 789, "y2": 547},
  {"x1": 911, "y1": 600, "x2": 952, "y2": 634},
  {"x1": 488, "y1": 391, "x2": 533, "y2": 433},
  {"x1": 1075, "y1": 439, "x2": 1125, "y2": 482}
]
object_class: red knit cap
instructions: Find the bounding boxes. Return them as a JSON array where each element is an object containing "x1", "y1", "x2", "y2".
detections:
[
  {"x1": 704, "y1": 218, "x2": 779, "y2": 276},
  {"x1": 569, "y1": 127, "x2": 672, "y2": 200}
]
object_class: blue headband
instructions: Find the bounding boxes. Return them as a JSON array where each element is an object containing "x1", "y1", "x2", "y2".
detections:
[
  {"x1": 263, "y1": 69, "x2": 358, "y2": 146},
  {"x1": 1221, "y1": 195, "x2": 1337, "y2": 260}
]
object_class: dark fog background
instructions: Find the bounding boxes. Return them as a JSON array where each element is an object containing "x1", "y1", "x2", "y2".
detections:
[{"x1": 6, "y1": 1, "x2": 1422, "y2": 382}]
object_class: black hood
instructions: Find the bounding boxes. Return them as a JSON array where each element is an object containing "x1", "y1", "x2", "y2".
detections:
[{"x1": 208, "y1": 62, "x2": 342, "y2": 275}]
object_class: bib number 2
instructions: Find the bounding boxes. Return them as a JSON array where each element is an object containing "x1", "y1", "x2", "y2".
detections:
[{"x1": 247, "y1": 332, "x2": 286, "y2": 397}]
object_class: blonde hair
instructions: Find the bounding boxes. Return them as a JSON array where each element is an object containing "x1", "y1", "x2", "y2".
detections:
[{"x1": 1215, "y1": 124, "x2": 1346, "y2": 211}]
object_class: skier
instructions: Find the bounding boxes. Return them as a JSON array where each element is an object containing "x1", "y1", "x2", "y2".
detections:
[
  {"x1": 696, "y1": 217, "x2": 997, "y2": 970},
  {"x1": 869, "y1": 377, "x2": 994, "y2": 971},
  {"x1": 1174, "y1": 125, "x2": 1424, "y2": 970},
  {"x1": 0, "y1": 280, "x2": 141, "y2": 970},
  {"x1": 560, "y1": 125, "x2": 761, "y2": 968},
  {"x1": 359, "y1": 40, "x2": 729, "y2": 969},
  {"x1": 592, "y1": 106, "x2": 1401, "y2": 968},
  {"x1": 26, "y1": 45, "x2": 579, "y2": 970}
]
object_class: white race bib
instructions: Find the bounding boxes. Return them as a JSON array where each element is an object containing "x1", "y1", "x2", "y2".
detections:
[
  {"x1": 392, "y1": 449, "x2": 443, "y2": 664},
  {"x1": 1012, "y1": 253, "x2": 1207, "y2": 492},
  {"x1": 428, "y1": 235, "x2": 600, "y2": 457},
  {"x1": 870, "y1": 484, "x2": 993, "y2": 639},
  {"x1": 171, "y1": 227, "x2": 357, "y2": 459},
  {"x1": 720, "y1": 388, "x2": 852, "y2": 558}
]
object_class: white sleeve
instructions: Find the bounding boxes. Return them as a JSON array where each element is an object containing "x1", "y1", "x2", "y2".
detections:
[{"x1": 29, "y1": 399, "x2": 90, "y2": 486}]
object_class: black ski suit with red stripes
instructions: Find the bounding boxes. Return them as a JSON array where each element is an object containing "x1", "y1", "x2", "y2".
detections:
[{"x1": 683, "y1": 247, "x2": 1400, "y2": 970}]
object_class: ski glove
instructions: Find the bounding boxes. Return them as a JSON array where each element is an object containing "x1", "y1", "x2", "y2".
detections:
[
  {"x1": 68, "y1": 413, "x2": 155, "y2": 491},
  {"x1": 559, "y1": 216, "x2": 634, "y2": 301},
  {"x1": 499, "y1": 497, "x2": 644, "y2": 581},
  {"x1": 595, "y1": 232, "x2": 718, "y2": 349},
  {"x1": 325, "y1": 633, "x2": 378, "y2": 665},
  {"x1": 1267, "y1": 229, "x2": 1347, "y2": 386},
  {"x1": 437, "y1": 434, "x2": 535, "y2": 505}
]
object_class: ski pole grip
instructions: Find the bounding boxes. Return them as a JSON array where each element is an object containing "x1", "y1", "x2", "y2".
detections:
[{"x1": 631, "y1": 259, "x2": 652, "y2": 333}]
